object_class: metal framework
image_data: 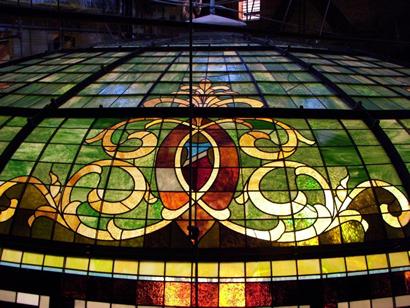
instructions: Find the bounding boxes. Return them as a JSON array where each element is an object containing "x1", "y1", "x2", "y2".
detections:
[
  {"x1": 0, "y1": 33, "x2": 409, "y2": 307},
  {"x1": 0, "y1": 42, "x2": 408, "y2": 260}
]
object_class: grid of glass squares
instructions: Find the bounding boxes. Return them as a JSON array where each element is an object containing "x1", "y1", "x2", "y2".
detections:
[
  {"x1": 293, "y1": 52, "x2": 410, "y2": 110},
  {"x1": 0, "y1": 51, "x2": 129, "y2": 108}
]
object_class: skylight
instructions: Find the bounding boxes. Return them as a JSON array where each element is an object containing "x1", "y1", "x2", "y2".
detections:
[{"x1": 239, "y1": 0, "x2": 260, "y2": 21}]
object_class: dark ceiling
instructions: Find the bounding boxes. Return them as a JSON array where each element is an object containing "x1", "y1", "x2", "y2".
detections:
[{"x1": 0, "y1": 0, "x2": 409, "y2": 61}]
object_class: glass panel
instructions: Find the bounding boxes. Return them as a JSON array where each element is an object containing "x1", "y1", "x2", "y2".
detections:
[
  {"x1": 0, "y1": 117, "x2": 407, "y2": 249},
  {"x1": 298, "y1": 52, "x2": 410, "y2": 110},
  {"x1": 0, "y1": 52, "x2": 128, "y2": 108},
  {"x1": 60, "y1": 50, "x2": 350, "y2": 110}
]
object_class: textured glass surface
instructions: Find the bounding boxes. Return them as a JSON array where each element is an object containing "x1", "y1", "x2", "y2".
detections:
[
  {"x1": 0, "y1": 116, "x2": 26, "y2": 155},
  {"x1": 61, "y1": 51, "x2": 347, "y2": 109},
  {"x1": 380, "y1": 119, "x2": 410, "y2": 172},
  {"x1": 0, "y1": 47, "x2": 409, "y2": 307},
  {"x1": 0, "y1": 245, "x2": 409, "y2": 308},
  {"x1": 293, "y1": 52, "x2": 410, "y2": 110},
  {"x1": 1, "y1": 247, "x2": 409, "y2": 279},
  {"x1": 0, "y1": 117, "x2": 408, "y2": 248},
  {"x1": 0, "y1": 52, "x2": 129, "y2": 108}
]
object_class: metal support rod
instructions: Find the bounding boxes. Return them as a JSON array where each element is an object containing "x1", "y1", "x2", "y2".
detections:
[
  {"x1": 18, "y1": 17, "x2": 23, "y2": 58},
  {"x1": 187, "y1": 2, "x2": 200, "y2": 307},
  {"x1": 251, "y1": 0, "x2": 256, "y2": 20},
  {"x1": 320, "y1": 0, "x2": 331, "y2": 37},
  {"x1": 281, "y1": 0, "x2": 293, "y2": 32},
  {"x1": 188, "y1": 0, "x2": 194, "y2": 239},
  {"x1": 59, "y1": 19, "x2": 64, "y2": 50},
  {"x1": 210, "y1": 0, "x2": 215, "y2": 14}
]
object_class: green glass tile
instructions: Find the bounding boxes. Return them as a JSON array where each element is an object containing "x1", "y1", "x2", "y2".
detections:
[
  {"x1": 366, "y1": 164, "x2": 402, "y2": 185},
  {"x1": 399, "y1": 119, "x2": 410, "y2": 129},
  {"x1": 258, "y1": 83, "x2": 286, "y2": 95},
  {"x1": 14, "y1": 96, "x2": 50, "y2": 108},
  {"x1": 13, "y1": 143, "x2": 45, "y2": 161},
  {"x1": 41, "y1": 144, "x2": 80, "y2": 162},
  {"x1": 309, "y1": 119, "x2": 343, "y2": 129},
  {"x1": 39, "y1": 118, "x2": 65, "y2": 127},
  {"x1": 123, "y1": 83, "x2": 152, "y2": 95},
  {"x1": 99, "y1": 84, "x2": 130, "y2": 95},
  {"x1": 112, "y1": 97, "x2": 143, "y2": 107},
  {"x1": 0, "y1": 94, "x2": 26, "y2": 107},
  {"x1": 85, "y1": 97, "x2": 118, "y2": 108},
  {"x1": 321, "y1": 147, "x2": 362, "y2": 166},
  {"x1": 7, "y1": 117, "x2": 26, "y2": 126},
  {"x1": 79, "y1": 84, "x2": 107, "y2": 95},
  {"x1": 151, "y1": 83, "x2": 180, "y2": 94},
  {"x1": 313, "y1": 130, "x2": 352, "y2": 146},
  {"x1": 341, "y1": 120, "x2": 368, "y2": 129},
  {"x1": 291, "y1": 97, "x2": 325, "y2": 109},
  {"x1": 379, "y1": 119, "x2": 401, "y2": 129},
  {"x1": 284, "y1": 84, "x2": 311, "y2": 95},
  {"x1": 329, "y1": 166, "x2": 367, "y2": 189},
  {"x1": 358, "y1": 146, "x2": 391, "y2": 164},
  {"x1": 76, "y1": 145, "x2": 108, "y2": 164},
  {"x1": 395, "y1": 145, "x2": 410, "y2": 162},
  {"x1": 305, "y1": 83, "x2": 334, "y2": 95},
  {"x1": 0, "y1": 160, "x2": 35, "y2": 180},
  {"x1": 349, "y1": 130, "x2": 379, "y2": 145},
  {"x1": 384, "y1": 130, "x2": 410, "y2": 144},
  {"x1": 51, "y1": 128, "x2": 88, "y2": 144},
  {"x1": 231, "y1": 83, "x2": 258, "y2": 94},
  {"x1": 62, "y1": 118, "x2": 94, "y2": 128},
  {"x1": 0, "y1": 127, "x2": 23, "y2": 141},
  {"x1": 62, "y1": 96, "x2": 92, "y2": 108},
  {"x1": 318, "y1": 97, "x2": 349, "y2": 109},
  {"x1": 265, "y1": 96, "x2": 296, "y2": 108}
]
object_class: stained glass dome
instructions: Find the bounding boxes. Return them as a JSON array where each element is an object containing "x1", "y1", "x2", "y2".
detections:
[{"x1": 0, "y1": 38, "x2": 409, "y2": 307}]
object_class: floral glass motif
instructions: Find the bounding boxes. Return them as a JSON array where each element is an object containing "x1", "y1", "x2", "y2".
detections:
[
  {"x1": 143, "y1": 79, "x2": 264, "y2": 107},
  {"x1": 0, "y1": 81, "x2": 409, "y2": 246}
]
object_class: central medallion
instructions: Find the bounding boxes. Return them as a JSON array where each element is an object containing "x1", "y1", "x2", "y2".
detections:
[{"x1": 156, "y1": 118, "x2": 239, "y2": 240}]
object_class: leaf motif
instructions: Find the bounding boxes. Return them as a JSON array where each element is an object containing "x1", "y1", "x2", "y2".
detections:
[
  {"x1": 336, "y1": 175, "x2": 350, "y2": 205},
  {"x1": 235, "y1": 190, "x2": 249, "y2": 205},
  {"x1": 49, "y1": 171, "x2": 61, "y2": 199},
  {"x1": 340, "y1": 175, "x2": 350, "y2": 189}
]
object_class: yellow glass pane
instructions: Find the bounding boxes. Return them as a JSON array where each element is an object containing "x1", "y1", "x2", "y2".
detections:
[
  {"x1": 219, "y1": 283, "x2": 245, "y2": 307},
  {"x1": 165, "y1": 262, "x2": 192, "y2": 277},
  {"x1": 272, "y1": 260, "x2": 297, "y2": 277},
  {"x1": 321, "y1": 257, "x2": 346, "y2": 274},
  {"x1": 165, "y1": 282, "x2": 191, "y2": 307},
  {"x1": 366, "y1": 254, "x2": 388, "y2": 270},
  {"x1": 22, "y1": 252, "x2": 44, "y2": 266},
  {"x1": 346, "y1": 256, "x2": 367, "y2": 272},
  {"x1": 66, "y1": 257, "x2": 89, "y2": 271},
  {"x1": 114, "y1": 260, "x2": 138, "y2": 275},
  {"x1": 89, "y1": 259, "x2": 113, "y2": 273},
  {"x1": 372, "y1": 297, "x2": 393, "y2": 307},
  {"x1": 395, "y1": 294, "x2": 410, "y2": 307},
  {"x1": 139, "y1": 261, "x2": 164, "y2": 276},
  {"x1": 297, "y1": 259, "x2": 320, "y2": 276},
  {"x1": 220, "y1": 262, "x2": 244, "y2": 278},
  {"x1": 1, "y1": 249, "x2": 22, "y2": 263},
  {"x1": 44, "y1": 255, "x2": 64, "y2": 268},
  {"x1": 246, "y1": 261, "x2": 271, "y2": 277},
  {"x1": 389, "y1": 252, "x2": 410, "y2": 267},
  {"x1": 198, "y1": 262, "x2": 218, "y2": 277}
]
